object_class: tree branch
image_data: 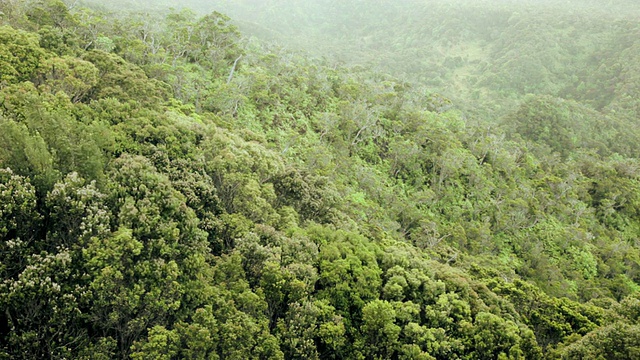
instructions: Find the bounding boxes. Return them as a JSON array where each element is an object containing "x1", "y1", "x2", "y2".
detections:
[{"x1": 227, "y1": 55, "x2": 243, "y2": 84}]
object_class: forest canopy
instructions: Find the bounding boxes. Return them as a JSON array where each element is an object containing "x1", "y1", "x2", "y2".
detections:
[{"x1": 1, "y1": 0, "x2": 640, "y2": 359}]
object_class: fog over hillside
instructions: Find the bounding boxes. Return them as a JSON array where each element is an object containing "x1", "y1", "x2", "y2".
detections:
[{"x1": 79, "y1": 0, "x2": 640, "y2": 119}]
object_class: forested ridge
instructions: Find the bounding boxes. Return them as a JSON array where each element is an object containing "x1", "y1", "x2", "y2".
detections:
[{"x1": 1, "y1": 0, "x2": 640, "y2": 359}]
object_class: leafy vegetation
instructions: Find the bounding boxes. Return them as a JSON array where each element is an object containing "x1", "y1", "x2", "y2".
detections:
[{"x1": 1, "y1": 0, "x2": 640, "y2": 359}]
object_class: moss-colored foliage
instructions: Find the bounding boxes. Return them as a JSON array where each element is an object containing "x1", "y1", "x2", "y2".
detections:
[
  {"x1": 559, "y1": 322, "x2": 640, "y2": 359},
  {"x1": 506, "y1": 95, "x2": 638, "y2": 158},
  {"x1": 0, "y1": 82, "x2": 109, "y2": 188},
  {"x1": 0, "y1": 169, "x2": 42, "y2": 277},
  {"x1": 1, "y1": 1, "x2": 640, "y2": 359},
  {"x1": 0, "y1": 25, "x2": 46, "y2": 84},
  {"x1": 35, "y1": 55, "x2": 99, "y2": 102}
]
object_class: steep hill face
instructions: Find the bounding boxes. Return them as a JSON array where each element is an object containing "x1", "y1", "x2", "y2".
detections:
[{"x1": 1, "y1": 1, "x2": 640, "y2": 359}]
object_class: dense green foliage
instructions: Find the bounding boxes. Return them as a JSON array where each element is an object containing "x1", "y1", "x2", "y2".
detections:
[{"x1": 1, "y1": 1, "x2": 640, "y2": 359}]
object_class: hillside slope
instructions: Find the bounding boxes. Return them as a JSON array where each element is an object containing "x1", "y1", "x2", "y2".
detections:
[{"x1": 1, "y1": 1, "x2": 640, "y2": 359}]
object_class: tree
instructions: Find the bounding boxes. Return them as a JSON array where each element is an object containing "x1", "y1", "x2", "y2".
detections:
[
  {"x1": 25, "y1": 0, "x2": 76, "y2": 30},
  {"x1": 35, "y1": 56, "x2": 99, "y2": 102},
  {"x1": 360, "y1": 300, "x2": 401, "y2": 359},
  {"x1": 83, "y1": 154, "x2": 209, "y2": 357},
  {"x1": 0, "y1": 25, "x2": 47, "y2": 84},
  {"x1": 560, "y1": 322, "x2": 640, "y2": 360},
  {"x1": 0, "y1": 169, "x2": 42, "y2": 280}
]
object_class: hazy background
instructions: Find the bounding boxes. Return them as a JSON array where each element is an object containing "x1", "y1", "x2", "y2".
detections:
[{"x1": 76, "y1": 0, "x2": 640, "y2": 121}]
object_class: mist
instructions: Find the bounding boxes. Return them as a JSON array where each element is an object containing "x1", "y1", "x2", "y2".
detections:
[{"x1": 75, "y1": 0, "x2": 640, "y2": 120}]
